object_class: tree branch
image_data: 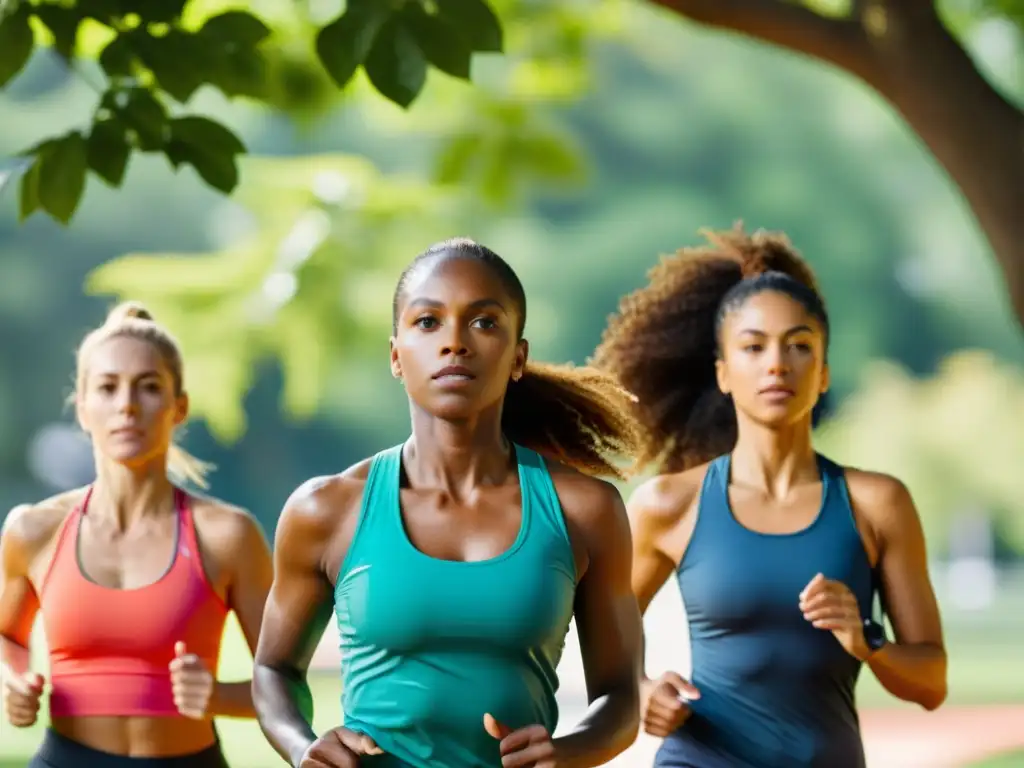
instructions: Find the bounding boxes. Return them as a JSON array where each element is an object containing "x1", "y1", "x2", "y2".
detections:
[
  {"x1": 646, "y1": 0, "x2": 883, "y2": 87},
  {"x1": 646, "y1": 0, "x2": 1024, "y2": 325},
  {"x1": 867, "y1": 2, "x2": 1024, "y2": 322}
]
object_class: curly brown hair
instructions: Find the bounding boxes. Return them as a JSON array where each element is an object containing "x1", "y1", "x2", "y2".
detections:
[
  {"x1": 591, "y1": 224, "x2": 827, "y2": 475},
  {"x1": 393, "y1": 238, "x2": 644, "y2": 480}
]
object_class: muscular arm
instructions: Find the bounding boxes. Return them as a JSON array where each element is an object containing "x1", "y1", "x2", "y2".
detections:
[
  {"x1": 855, "y1": 474, "x2": 947, "y2": 710},
  {"x1": 209, "y1": 510, "x2": 274, "y2": 719},
  {"x1": 627, "y1": 474, "x2": 699, "y2": 683},
  {"x1": 554, "y1": 480, "x2": 642, "y2": 768},
  {"x1": 253, "y1": 479, "x2": 347, "y2": 767},
  {"x1": 1, "y1": 507, "x2": 42, "y2": 678}
]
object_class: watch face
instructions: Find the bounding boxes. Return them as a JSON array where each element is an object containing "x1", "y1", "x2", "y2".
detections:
[{"x1": 864, "y1": 620, "x2": 887, "y2": 650}]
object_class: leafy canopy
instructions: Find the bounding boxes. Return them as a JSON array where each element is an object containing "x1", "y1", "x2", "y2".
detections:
[{"x1": 0, "y1": 0, "x2": 507, "y2": 224}]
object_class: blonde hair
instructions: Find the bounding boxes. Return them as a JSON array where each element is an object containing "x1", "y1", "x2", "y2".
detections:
[{"x1": 75, "y1": 301, "x2": 214, "y2": 488}]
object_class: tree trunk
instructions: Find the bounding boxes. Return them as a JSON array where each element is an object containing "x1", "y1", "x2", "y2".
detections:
[{"x1": 649, "y1": 0, "x2": 1024, "y2": 328}]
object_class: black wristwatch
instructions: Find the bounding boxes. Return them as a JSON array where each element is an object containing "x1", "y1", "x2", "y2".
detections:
[{"x1": 862, "y1": 618, "x2": 888, "y2": 656}]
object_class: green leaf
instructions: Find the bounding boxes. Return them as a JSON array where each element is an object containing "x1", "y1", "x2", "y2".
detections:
[
  {"x1": 402, "y1": 4, "x2": 472, "y2": 80},
  {"x1": 33, "y1": 4, "x2": 85, "y2": 61},
  {"x1": 87, "y1": 118, "x2": 131, "y2": 187},
  {"x1": 363, "y1": 17, "x2": 427, "y2": 108},
  {"x1": 164, "y1": 140, "x2": 189, "y2": 170},
  {"x1": 166, "y1": 116, "x2": 245, "y2": 193},
  {"x1": 80, "y1": 0, "x2": 122, "y2": 25},
  {"x1": 0, "y1": 6, "x2": 34, "y2": 87},
  {"x1": 171, "y1": 115, "x2": 245, "y2": 155},
  {"x1": 435, "y1": 0, "x2": 502, "y2": 53},
  {"x1": 109, "y1": 87, "x2": 168, "y2": 151},
  {"x1": 194, "y1": 11, "x2": 271, "y2": 100},
  {"x1": 207, "y1": 46, "x2": 267, "y2": 99},
  {"x1": 37, "y1": 132, "x2": 89, "y2": 225},
  {"x1": 19, "y1": 156, "x2": 42, "y2": 222},
  {"x1": 315, "y1": 0, "x2": 393, "y2": 89},
  {"x1": 98, "y1": 36, "x2": 134, "y2": 78},
  {"x1": 134, "y1": 30, "x2": 207, "y2": 103},
  {"x1": 116, "y1": 0, "x2": 189, "y2": 24},
  {"x1": 199, "y1": 10, "x2": 271, "y2": 46}
]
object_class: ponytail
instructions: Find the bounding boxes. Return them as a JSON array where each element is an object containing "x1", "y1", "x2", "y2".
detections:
[
  {"x1": 168, "y1": 443, "x2": 215, "y2": 490},
  {"x1": 500, "y1": 361, "x2": 643, "y2": 480},
  {"x1": 593, "y1": 224, "x2": 824, "y2": 475}
]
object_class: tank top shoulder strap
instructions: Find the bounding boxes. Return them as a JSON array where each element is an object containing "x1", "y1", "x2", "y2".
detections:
[
  {"x1": 338, "y1": 444, "x2": 403, "y2": 581},
  {"x1": 514, "y1": 443, "x2": 575, "y2": 579},
  {"x1": 174, "y1": 488, "x2": 207, "y2": 575},
  {"x1": 364, "y1": 443, "x2": 403, "y2": 517},
  {"x1": 814, "y1": 454, "x2": 859, "y2": 532},
  {"x1": 816, "y1": 454, "x2": 847, "y2": 503},
  {"x1": 514, "y1": 445, "x2": 565, "y2": 543},
  {"x1": 694, "y1": 454, "x2": 732, "y2": 525},
  {"x1": 39, "y1": 488, "x2": 90, "y2": 595},
  {"x1": 816, "y1": 452, "x2": 880, "y2": 613}
]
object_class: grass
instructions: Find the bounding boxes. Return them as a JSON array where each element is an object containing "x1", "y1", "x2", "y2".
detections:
[{"x1": 970, "y1": 752, "x2": 1024, "y2": 767}]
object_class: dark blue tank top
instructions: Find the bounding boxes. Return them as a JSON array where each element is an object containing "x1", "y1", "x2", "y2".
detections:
[{"x1": 656, "y1": 454, "x2": 874, "y2": 768}]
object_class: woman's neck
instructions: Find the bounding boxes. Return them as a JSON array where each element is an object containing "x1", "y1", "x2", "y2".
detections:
[
  {"x1": 731, "y1": 417, "x2": 818, "y2": 499},
  {"x1": 406, "y1": 405, "x2": 511, "y2": 498},
  {"x1": 89, "y1": 457, "x2": 175, "y2": 531}
]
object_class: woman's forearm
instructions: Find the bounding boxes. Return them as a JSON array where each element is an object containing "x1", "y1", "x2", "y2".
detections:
[
  {"x1": 210, "y1": 680, "x2": 257, "y2": 719},
  {"x1": 252, "y1": 663, "x2": 319, "y2": 767},
  {"x1": 866, "y1": 641, "x2": 947, "y2": 710},
  {"x1": 0, "y1": 635, "x2": 31, "y2": 676},
  {"x1": 553, "y1": 683, "x2": 640, "y2": 768}
]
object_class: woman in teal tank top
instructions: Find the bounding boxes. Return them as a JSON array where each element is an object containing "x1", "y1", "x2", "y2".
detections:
[
  {"x1": 593, "y1": 226, "x2": 948, "y2": 767},
  {"x1": 252, "y1": 238, "x2": 645, "y2": 768}
]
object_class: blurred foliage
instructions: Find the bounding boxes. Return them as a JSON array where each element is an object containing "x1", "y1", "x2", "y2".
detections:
[
  {"x1": 78, "y1": 0, "x2": 1024, "y2": 448},
  {"x1": 981, "y1": 0, "x2": 1024, "y2": 26},
  {"x1": 86, "y1": 154, "x2": 446, "y2": 440},
  {"x1": 2, "y1": 0, "x2": 1022, "y2": 225},
  {"x1": 816, "y1": 351, "x2": 1024, "y2": 554},
  {"x1": 77, "y1": 0, "x2": 624, "y2": 434},
  {"x1": 0, "y1": 0, "x2": 617, "y2": 225}
]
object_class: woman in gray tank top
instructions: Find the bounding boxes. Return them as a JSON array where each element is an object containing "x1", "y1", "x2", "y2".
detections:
[{"x1": 593, "y1": 225, "x2": 947, "y2": 768}]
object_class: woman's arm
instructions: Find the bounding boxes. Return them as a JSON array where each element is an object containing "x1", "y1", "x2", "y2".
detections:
[
  {"x1": 1, "y1": 505, "x2": 54, "y2": 728},
  {"x1": 629, "y1": 476, "x2": 689, "y2": 619},
  {"x1": 0, "y1": 507, "x2": 39, "y2": 676},
  {"x1": 252, "y1": 477, "x2": 354, "y2": 767},
  {"x1": 626, "y1": 473, "x2": 702, "y2": 736},
  {"x1": 208, "y1": 509, "x2": 274, "y2": 719},
  {"x1": 855, "y1": 472, "x2": 947, "y2": 710},
  {"x1": 554, "y1": 478, "x2": 642, "y2": 768}
]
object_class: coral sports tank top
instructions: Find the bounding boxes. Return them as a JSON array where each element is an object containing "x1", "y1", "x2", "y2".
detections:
[{"x1": 39, "y1": 487, "x2": 229, "y2": 718}]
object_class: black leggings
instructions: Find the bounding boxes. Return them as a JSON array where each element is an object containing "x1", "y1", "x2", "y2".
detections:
[{"x1": 29, "y1": 729, "x2": 230, "y2": 768}]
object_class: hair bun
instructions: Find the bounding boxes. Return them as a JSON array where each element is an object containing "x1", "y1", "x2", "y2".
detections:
[
  {"x1": 699, "y1": 223, "x2": 819, "y2": 291},
  {"x1": 737, "y1": 229, "x2": 819, "y2": 291},
  {"x1": 106, "y1": 300, "x2": 154, "y2": 325}
]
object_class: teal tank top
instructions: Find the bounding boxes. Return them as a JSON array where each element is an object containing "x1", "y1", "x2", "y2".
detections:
[{"x1": 334, "y1": 443, "x2": 577, "y2": 768}]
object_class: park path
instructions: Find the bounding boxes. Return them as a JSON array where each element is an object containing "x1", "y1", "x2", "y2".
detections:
[
  {"x1": 589, "y1": 705, "x2": 1024, "y2": 767},
  {"x1": 859, "y1": 705, "x2": 1024, "y2": 768},
  {"x1": 555, "y1": 702, "x2": 1024, "y2": 768}
]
